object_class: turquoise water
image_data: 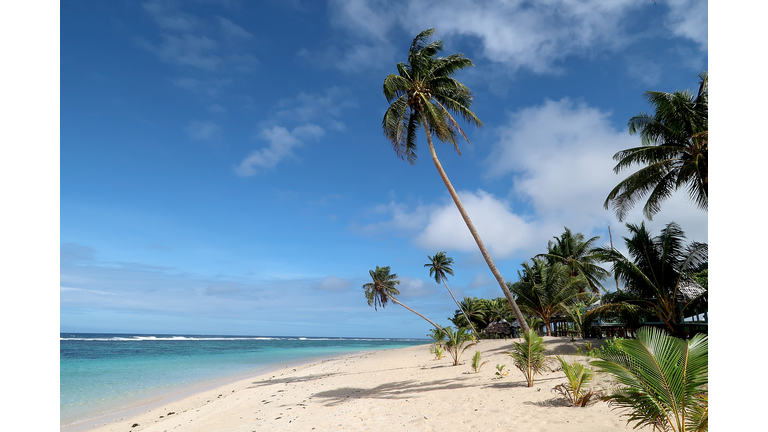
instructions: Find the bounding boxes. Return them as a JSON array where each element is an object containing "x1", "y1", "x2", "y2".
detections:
[{"x1": 60, "y1": 333, "x2": 427, "y2": 426}]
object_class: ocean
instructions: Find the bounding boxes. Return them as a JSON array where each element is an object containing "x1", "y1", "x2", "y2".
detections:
[{"x1": 60, "y1": 333, "x2": 427, "y2": 428}]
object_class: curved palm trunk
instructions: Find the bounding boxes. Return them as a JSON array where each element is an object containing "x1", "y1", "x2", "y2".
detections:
[
  {"x1": 442, "y1": 280, "x2": 478, "y2": 335},
  {"x1": 386, "y1": 293, "x2": 445, "y2": 332},
  {"x1": 421, "y1": 116, "x2": 530, "y2": 332}
]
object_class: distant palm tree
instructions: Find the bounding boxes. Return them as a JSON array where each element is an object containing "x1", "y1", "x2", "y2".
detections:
[
  {"x1": 382, "y1": 28, "x2": 529, "y2": 332},
  {"x1": 590, "y1": 222, "x2": 707, "y2": 337},
  {"x1": 449, "y1": 296, "x2": 486, "y2": 330},
  {"x1": 605, "y1": 72, "x2": 708, "y2": 221},
  {"x1": 425, "y1": 252, "x2": 477, "y2": 334},
  {"x1": 509, "y1": 259, "x2": 587, "y2": 336},
  {"x1": 537, "y1": 227, "x2": 610, "y2": 294},
  {"x1": 363, "y1": 266, "x2": 444, "y2": 331}
]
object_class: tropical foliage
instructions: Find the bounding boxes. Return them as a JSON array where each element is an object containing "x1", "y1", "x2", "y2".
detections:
[
  {"x1": 509, "y1": 258, "x2": 588, "y2": 336},
  {"x1": 470, "y1": 351, "x2": 487, "y2": 373},
  {"x1": 382, "y1": 28, "x2": 529, "y2": 332},
  {"x1": 506, "y1": 329, "x2": 551, "y2": 387},
  {"x1": 563, "y1": 294, "x2": 600, "y2": 339},
  {"x1": 591, "y1": 327, "x2": 708, "y2": 432},
  {"x1": 537, "y1": 227, "x2": 610, "y2": 294},
  {"x1": 363, "y1": 266, "x2": 444, "y2": 331},
  {"x1": 443, "y1": 326, "x2": 477, "y2": 366},
  {"x1": 448, "y1": 296, "x2": 515, "y2": 332},
  {"x1": 426, "y1": 252, "x2": 477, "y2": 334},
  {"x1": 494, "y1": 364, "x2": 508, "y2": 379},
  {"x1": 589, "y1": 222, "x2": 707, "y2": 337},
  {"x1": 427, "y1": 327, "x2": 447, "y2": 360},
  {"x1": 605, "y1": 72, "x2": 708, "y2": 221},
  {"x1": 552, "y1": 356, "x2": 602, "y2": 407}
]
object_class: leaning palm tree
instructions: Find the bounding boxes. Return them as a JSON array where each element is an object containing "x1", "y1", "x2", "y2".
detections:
[
  {"x1": 363, "y1": 266, "x2": 444, "y2": 331},
  {"x1": 605, "y1": 72, "x2": 708, "y2": 221},
  {"x1": 425, "y1": 252, "x2": 477, "y2": 334},
  {"x1": 509, "y1": 258, "x2": 588, "y2": 336},
  {"x1": 589, "y1": 222, "x2": 708, "y2": 338},
  {"x1": 537, "y1": 227, "x2": 611, "y2": 294},
  {"x1": 382, "y1": 28, "x2": 529, "y2": 332}
]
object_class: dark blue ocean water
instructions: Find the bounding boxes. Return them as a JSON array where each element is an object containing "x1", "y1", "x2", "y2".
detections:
[{"x1": 60, "y1": 333, "x2": 427, "y2": 426}]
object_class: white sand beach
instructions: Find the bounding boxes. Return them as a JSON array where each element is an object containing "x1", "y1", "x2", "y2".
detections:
[{"x1": 73, "y1": 337, "x2": 640, "y2": 432}]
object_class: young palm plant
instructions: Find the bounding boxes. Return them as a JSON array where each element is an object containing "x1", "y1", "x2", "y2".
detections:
[
  {"x1": 443, "y1": 326, "x2": 477, "y2": 366},
  {"x1": 382, "y1": 28, "x2": 529, "y2": 332},
  {"x1": 363, "y1": 266, "x2": 444, "y2": 331},
  {"x1": 506, "y1": 329, "x2": 551, "y2": 387},
  {"x1": 470, "y1": 351, "x2": 487, "y2": 373},
  {"x1": 425, "y1": 252, "x2": 478, "y2": 335},
  {"x1": 591, "y1": 327, "x2": 708, "y2": 432},
  {"x1": 427, "y1": 328, "x2": 447, "y2": 360},
  {"x1": 552, "y1": 356, "x2": 602, "y2": 407}
]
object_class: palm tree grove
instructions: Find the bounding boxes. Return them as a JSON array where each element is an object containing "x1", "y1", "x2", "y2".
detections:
[{"x1": 364, "y1": 29, "x2": 708, "y2": 431}]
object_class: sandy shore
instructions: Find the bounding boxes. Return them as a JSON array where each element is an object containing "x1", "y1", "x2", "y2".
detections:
[{"x1": 72, "y1": 337, "x2": 640, "y2": 432}]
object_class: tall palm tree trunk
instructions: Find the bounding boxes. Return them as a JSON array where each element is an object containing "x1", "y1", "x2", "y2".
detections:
[
  {"x1": 421, "y1": 115, "x2": 530, "y2": 332},
  {"x1": 442, "y1": 280, "x2": 478, "y2": 334},
  {"x1": 386, "y1": 294, "x2": 445, "y2": 332}
]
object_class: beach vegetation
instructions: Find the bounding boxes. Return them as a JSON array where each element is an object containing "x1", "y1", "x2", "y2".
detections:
[
  {"x1": 563, "y1": 294, "x2": 599, "y2": 339},
  {"x1": 427, "y1": 327, "x2": 446, "y2": 346},
  {"x1": 591, "y1": 327, "x2": 708, "y2": 432},
  {"x1": 382, "y1": 28, "x2": 529, "y2": 332},
  {"x1": 449, "y1": 296, "x2": 514, "y2": 332},
  {"x1": 426, "y1": 252, "x2": 478, "y2": 335},
  {"x1": 605, "y1": 72, "x2": 708, "y2": 222},
  {"x1": 552, "y1": 356, "x2": 602, "y2": 407},
  {"x1": 508, "y1": 258, "x2": 588, "y2": 336},
  {"x1": 506, "y1": 329, "x2": 552, "y2": 387},
  {"x1": 470, "y1": 351, "x2": 487, "y2": 373},
  {"x1": 536, "y1": 227, "x2": 610, "y2": 294},
  {"x1": 494, "y1": 364, "x2": 508, "y2": 379},
  {"x1": 589, "y1": 222, "x2": 707, "y2": 338},
  {"x1": 443, "y1": 326, "x2": 477, "y2": 366},
  {"x1": 363, "y1": 266, "x2": 445, "y2": 331},
  {"x1": 429, "y1": 344, "x2": 446, "y2": 360}
]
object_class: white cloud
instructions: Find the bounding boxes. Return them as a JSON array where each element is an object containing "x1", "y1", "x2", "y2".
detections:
[
  {"x1": 173, "y1": 77, "x2": 232, "y2": 97},
  {"x1": 486, "y1": 98, "x2": 635, "y2": 225},
  {"x1": 362, "y1": 98, "x2": 706, "y2": 261},
  {"x1": 324, "y1": 0, "x2": 706, "y2": 75},
  {"x1": 235, "y1": 88, "x2": 355, "y2": 176},
  {"x1": 414, "y1": 190, "x2": 544, "y2": 259},
  {"x1": 142, "y1": 0, "x2": 199, "y2": 32},
  {"x1": 140, "y1": 33, "x2": 222, "y2": 70},
  {"x1": 185, "y1": 120, "x2": 222, "y2": 141},
  {"x1": 664, "y1": 0, "x2": 708, "y2": 51},
  {"x1": 397, "y1": 276, "x2": 440, "y2": 299},
  {"x1": 234, "y1": 125, "x2": 311, "y2": 176},
  {"x1": 217, "y1": 17, "x2": 253, "y2": 39},
  {"x1": 317, "y1": 276, "x2": 355, "y2": 292}
]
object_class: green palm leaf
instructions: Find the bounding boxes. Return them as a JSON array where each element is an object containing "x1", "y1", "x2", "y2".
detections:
[{"x1": 591, "y1": 327, "x2": 707, "y2": 432}]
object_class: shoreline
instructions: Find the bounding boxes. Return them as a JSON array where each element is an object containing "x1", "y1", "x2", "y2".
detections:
[
  {"x1": 61, "y1": 346, "x2": 417, "y2": 432},
  {"x1": 67, "y1": 337, "x2": 642, "y2": 432}
]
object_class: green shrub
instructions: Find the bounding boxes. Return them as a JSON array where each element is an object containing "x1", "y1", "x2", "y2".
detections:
[
  {"x1": 505, "y1": 329, "x2": 551, "y2": 387},
  {"x1": 494, "y1": 364, "x2": 508, "y2": 379},
  {"x1": 429, "y1": 344, "x2": 445, "y2": 360},
  {"x1": 591, "y1": 327, "x2": 708, "y2": 432},
  {"x1": 470, "y1": 351, "x2": 487, "y2": 373},
  {"x1": 443, "y1": 326, "x2": 477, "y2": 366},
  {"x1": 552, "y1": 356, "x2": 602, "y2": 407}
]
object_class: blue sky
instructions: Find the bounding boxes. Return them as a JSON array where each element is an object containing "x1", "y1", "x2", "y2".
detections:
[{"x1": 55, "y1": 0, "x2": 711, "y2": 338}]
